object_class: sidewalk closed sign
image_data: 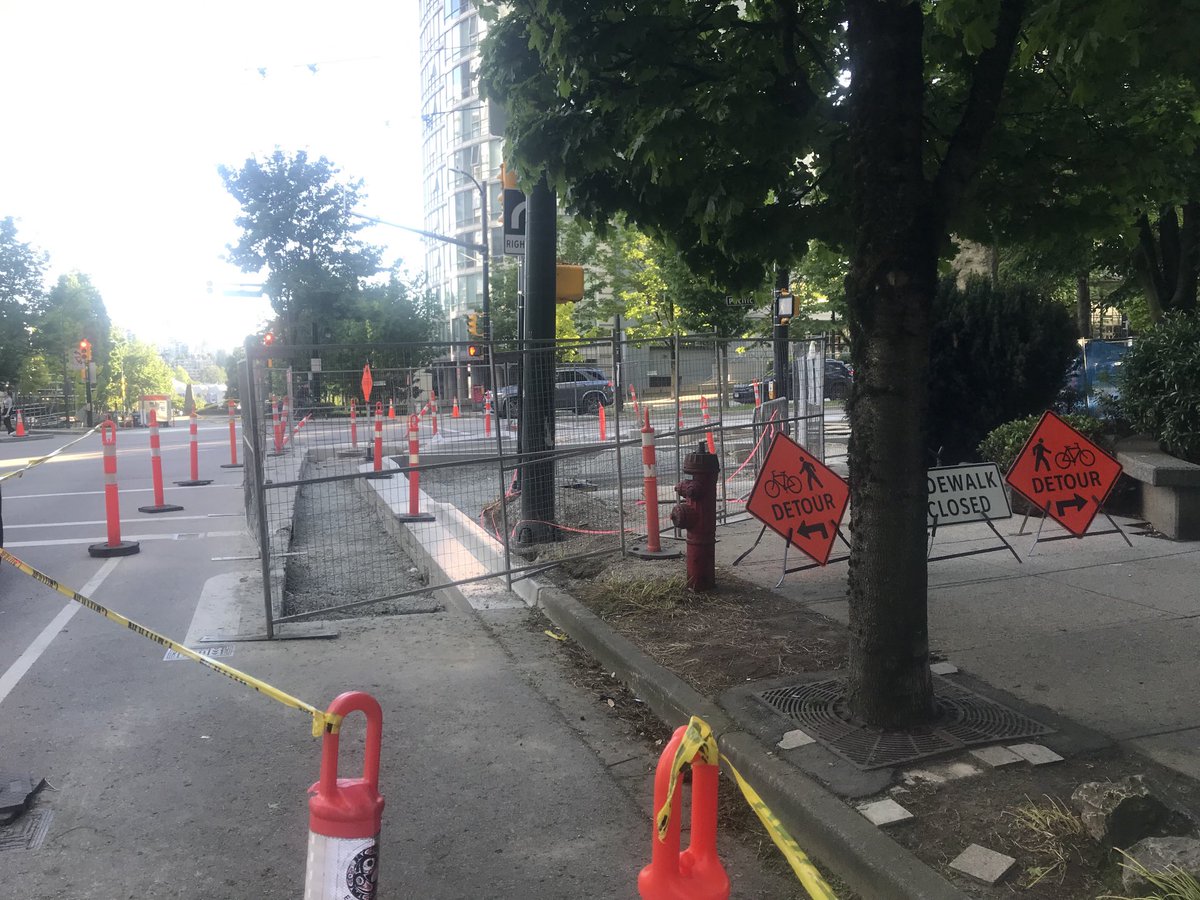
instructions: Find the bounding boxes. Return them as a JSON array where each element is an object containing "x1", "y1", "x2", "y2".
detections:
[
  {"x1": 1006, "y1": 410, "x2": 1122, "y2": 536},
  {"x1": 927, "y1": 463, "x2": 1011, "y2": 527},
  {"x1": 746, "y1": 432, "x2": 849, "y2": 565}
]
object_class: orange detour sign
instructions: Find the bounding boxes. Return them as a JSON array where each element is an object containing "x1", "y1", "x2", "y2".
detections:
[
  {"x1": 1006, "y1": 410, "x2": 1122, "y2": 536},
  {"x1": 361, "y1": 364, "x2": 374, "y2": 404},
  {"x1": 746, "y1": 432, "x2": 849, "y2": 565}
]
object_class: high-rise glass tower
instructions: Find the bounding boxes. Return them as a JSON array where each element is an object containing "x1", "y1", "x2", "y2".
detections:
[{"x1": 417, "y1": 0, "x2": 502, "y2": 344}]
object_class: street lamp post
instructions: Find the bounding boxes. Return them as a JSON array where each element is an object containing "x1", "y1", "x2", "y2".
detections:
[{"x1": 448, "y1": 167, "x2": 490, "y2": 346}]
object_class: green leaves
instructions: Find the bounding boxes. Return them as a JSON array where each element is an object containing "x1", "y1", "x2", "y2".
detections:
[{"x1": 1119, "y1": 313, "x2": 1200, "y2": 463}]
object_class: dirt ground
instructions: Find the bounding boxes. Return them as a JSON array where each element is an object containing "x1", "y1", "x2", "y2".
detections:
[{"x1": 542, "y1": 553, "x2": 1200, "y2": 899}]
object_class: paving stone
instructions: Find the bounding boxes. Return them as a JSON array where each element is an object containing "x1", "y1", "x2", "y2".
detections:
[
  {"x1": 856, "y1": 798, "x2": 914, "y2": 827},
  {"x1": 777, "y1": 729, "x2": 816, "y2": 750},
  {"x1": 949, "y1": 843, "x2": 1016, "y2": 884},
  {"x1": 1008, "y1": 742, "x2": 1064, "y2": 765},
  {"x1": 970, "y1": 745, "x2": 1024, "y2": 768},
  {"x1": 930, "y1": 661, "x2": 959, "y2": 675}
]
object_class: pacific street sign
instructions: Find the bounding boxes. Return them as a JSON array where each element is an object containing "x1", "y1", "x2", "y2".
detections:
[
  {"x1": 745, "y1": 432, "x2": 849, "y2": 565},
  {"x1": 927, "y1": 462, "x2": 1012, "y2": 527},
  {"x1": 1006, "y1": 410, "x2": 1122, "y2": 536}
]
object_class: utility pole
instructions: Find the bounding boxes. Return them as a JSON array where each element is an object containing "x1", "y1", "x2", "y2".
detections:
[{"x1": 517, "y1": 175, "x2": 557, "y2": 545}]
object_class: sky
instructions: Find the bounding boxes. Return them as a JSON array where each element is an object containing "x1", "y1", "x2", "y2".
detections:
[{"x1": 0, "y1": 0, "x2": 425, "y2": 354}]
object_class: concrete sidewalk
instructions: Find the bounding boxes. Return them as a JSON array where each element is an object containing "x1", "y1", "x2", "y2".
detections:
[{"x1": 725, "y1": 510, "x2": 1200, "y2": 778}]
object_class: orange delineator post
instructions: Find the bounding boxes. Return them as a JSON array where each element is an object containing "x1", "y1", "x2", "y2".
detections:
[
  {"x1": 637, "y1": 726, "x2": 729, "y2": 900},
  {"x1": 272, "y1": 398, "x2": 283, "y2": 453},
  {"x1": 701, "y1": 396, "x2": 716, "y2": 455},
  {"x1": 483, "y1": 392, "x2": 492, "y2": 438},
  {"x1": 451, "y1": 397, "x2": 460, "y2": 419},
  {"x1": 139, "y1": 409, "x2": 183, "y2": 514},
  {"x1": 397, "y1": 415, "x2": 434, "y2": 522},
  {"x1": 175, "y1": 411, "x2": 213, "y2": 487},
  {"x1": 643, "y1": 412, "x2": 662, "y2": 551},
  {"x1": 631, "y1": 385, "x2": 640, "y2": 422},
  {"x1": 14, "y1": 410, "x2": 26, "y2": 437},
  {"x1": 430, "y1": 393, "x2": 439, "y2": 437},
  {"x1": 599, "y1": 402, "x2": 607, "y2": 442},
  {"x1": 350, "y1": 399, "x2": 359, "y2": 449},
  {"x1": 223, "y1": 400, "x2": 242, "y2": 468},
  {"x1": 88, "y1": 422, "x2": 140, "y2": 557},
  {"x1": 752, "y1": 381, "x2": 762, "y2": 408},
  {"x1": 373, "y1": 402, "x2": 384, "y2": 473}
]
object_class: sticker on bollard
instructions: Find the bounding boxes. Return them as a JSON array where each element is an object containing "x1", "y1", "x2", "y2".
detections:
[{"x1": 306, "y1": 692, "x2": 384, "y2": 900}]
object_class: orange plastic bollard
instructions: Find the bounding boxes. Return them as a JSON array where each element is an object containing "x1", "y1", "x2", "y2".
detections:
[
  {"x1": 483, "y1": 392, "x2": 492, "y2": 438},
  {"x1": 631, "y1": 385, "x2": 640, "y2": 422},
  {"x1": 701, "y1": 396, "x2": 716, "y2": 455},
  {"x1": 139, "y1": 409, "x2": 183, "y2": 514},
  {"x1": 452, "y1": 397, "x2": 461, "y2": 419},
  {"x1": 271, "y1": 398, "x2": 284, "y2": 454},
  {"x1": 222, "y1": 400, "x2": 242, "y2": 468},
  {"x1": 397, "y1": 414, "x2": 434, "y2": 522},
  {"x1": 350, "y1": 399, "x2": 359, "y2": 449},
  {"x1": 430, "y1": 396, "x2": 439, "y2": 437},
  {"x1": 752, "y1": 381, "x2": 762, "y2": 408},
  {"x1": 637, "y1": 726, "x2": 729, "y2": 900},
  {"x1": 372, "y1": 401, "x2": 385, "y2": 475},
  {"x1": 175, "y1": 411, "x2": 213, "y2": 486},
  {"x1": 14, "y1": 410, "x2": 26, "y2": 437},
  {"x1": 88, "y1": 422, "x2": 140, "y2": 558},
  {"x1": 631, "y1": 411, "x2": 679, "y2": 560},
  {"x1": 599, "y1": 402, "x2": 607, "y2": 442},
  {"x1": 304, "y1": 692, "x2": 385, "y2": 900}
]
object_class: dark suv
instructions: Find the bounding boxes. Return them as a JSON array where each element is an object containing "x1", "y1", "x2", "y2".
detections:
[
  {"x1": 496, "y1": 366, "x2": 614, "y2": 418},
  {"x1": 731, "y1": 359, "x2": 853, "y2": 403}
]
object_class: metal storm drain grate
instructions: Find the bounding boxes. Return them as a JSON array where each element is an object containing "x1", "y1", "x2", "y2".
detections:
[
  {"x1": 0, "y1": 809, "x2": 53, "y2": 852},
  {"x1": 756, "y1": 677, "x2": 1052, "y2": 770}
]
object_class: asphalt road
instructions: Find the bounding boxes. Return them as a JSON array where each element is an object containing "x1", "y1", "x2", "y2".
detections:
[{"x1": 0, "y1": 422, "x2": 802, "y2": 899}]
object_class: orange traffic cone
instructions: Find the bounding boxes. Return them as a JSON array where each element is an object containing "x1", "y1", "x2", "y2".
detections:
[
  {"x1": 14, "y1": 410, "x2": 26, "y2": 437},
  {"x1": 387, "y1": 400, "x2": 395, "y2": 420},
  {"x1": 452, "y1": 397, "x2": 461, "y2": 419}
]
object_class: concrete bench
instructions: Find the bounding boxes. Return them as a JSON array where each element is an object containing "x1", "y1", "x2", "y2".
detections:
[{"x1": 1116, "y1": 444, "x2": 1200, "y2": 540}]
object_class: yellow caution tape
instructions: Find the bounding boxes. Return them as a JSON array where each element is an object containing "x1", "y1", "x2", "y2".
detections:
[
  {"x1": 0, "y1": 425, "x2": 101, "y2": 483},
  {"x1": 0, "y1": 548, "x2": 341, "y2": 737},
  {"x1": 655, "y1": 715, "x2": 838, "y2": 900}
]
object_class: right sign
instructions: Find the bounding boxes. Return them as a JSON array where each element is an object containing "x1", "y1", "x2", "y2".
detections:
[{"x1": 1006, "y1": 410, "x2": 1122, "y2": 536}]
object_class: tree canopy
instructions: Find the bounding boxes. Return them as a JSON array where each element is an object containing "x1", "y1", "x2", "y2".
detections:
[
  {"x1": 479, "y1": 0, "x2": 1196, "y2": 726},
  {"x1": 220, "y1": 150, "x2": 384, "y2": 337},
  {"x1": 0, "y1": 217, "x2": 47, "y2": 387}
]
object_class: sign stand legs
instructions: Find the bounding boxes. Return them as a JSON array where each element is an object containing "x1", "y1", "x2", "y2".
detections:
[
  {"x1": 732, "y1": 523, "x2": 769, "y2": 567},
  {"x1": 1027, "y1": 497, "x2": 1131, "y2": 555},
  {"x1": 927, "y1": 512, "x2": 1022, "y2": 564}
]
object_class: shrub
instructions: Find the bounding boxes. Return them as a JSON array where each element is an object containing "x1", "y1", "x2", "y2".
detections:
[
  {"x1": 978, "y1": 413, "x2": 1107, "y2": 473},
  {"x1": 928, "y1": 277, "x2": 1078, "y2": 464},
  {"x1": 1118, "y1": 313, "x2": 1200, "y2": 464}
]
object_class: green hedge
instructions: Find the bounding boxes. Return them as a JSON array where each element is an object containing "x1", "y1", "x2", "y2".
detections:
[{"x1": 1119, "y1": 314, "x2": 1200, "y2": 464}]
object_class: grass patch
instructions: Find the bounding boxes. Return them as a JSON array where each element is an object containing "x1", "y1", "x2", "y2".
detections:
[
  {"x1": 1004, "y1": 794, "x2": 1090, "y2": 889},
  {"x1": 1101, "y1": 850, "x2": 1200, "y2": 900}
]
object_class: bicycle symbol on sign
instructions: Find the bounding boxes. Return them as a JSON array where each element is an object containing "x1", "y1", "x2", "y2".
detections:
[
  {"x1": 1054, "y1": 442, "x2": 1096, "y2": 470},
  {"x1": 763, "y1": 470, "x2": 804, "y2": 498}
]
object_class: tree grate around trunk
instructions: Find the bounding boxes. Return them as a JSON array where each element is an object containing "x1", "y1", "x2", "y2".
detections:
[{"x1": 756, "y1": 676, "x2": 1053, "y2": 770}]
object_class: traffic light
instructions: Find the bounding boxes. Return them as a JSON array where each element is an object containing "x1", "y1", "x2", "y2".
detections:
[
  {"x1": 775, "y1": 288, "x2": 794, "y2": 326},
  {"x1": 555, "y1": 265, "x2": 585, "y2": 304},
  {"x1": 262, "y1": 331, "x2": 276, "y2": 347},
  {"x1": 467, "y1": 312, "x2": 480, "y2": 338},
  {"x1": 79, "y1": 338, "x2": 92, "y2": 362},
  {"x1": 467, "y1": 344, "x2": 483, "y2": 359}
]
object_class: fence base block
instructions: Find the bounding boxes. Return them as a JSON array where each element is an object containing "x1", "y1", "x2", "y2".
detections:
[
  {"x1": 138, "y1": 503, "x2": 184, "y2": 514},
  {"x1": 629, "y1": 545, "x2": 682, "y2": 560}
]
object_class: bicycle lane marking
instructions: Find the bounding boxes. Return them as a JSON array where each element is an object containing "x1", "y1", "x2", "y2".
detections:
[{"x1": 0, "y1": 557, "x2": 122, "y2": 708}]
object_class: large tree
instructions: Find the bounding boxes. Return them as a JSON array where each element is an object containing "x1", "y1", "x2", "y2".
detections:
[
  {"x1": 480, "y1": 0, "x2": 1161, "y2": 727},
  {"x1": 32, "y1": 272, "x2": 112, "y2": 372},
  {"x1": 0, "y1": 217, "x2": 47, "y2": 387},
  {"x1": 219, "y1": 150, "x2": 383, "y2": 343}
]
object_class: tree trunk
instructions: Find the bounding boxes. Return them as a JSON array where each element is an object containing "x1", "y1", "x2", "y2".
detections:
[
  {"x1": 844, "y1": 0, "x2": 937, "y2": 728},
  {"x1": 1171, "y1": 201, "x2": 1199, "y2": 314},
  {"x1": 1076, "y1": 273, "x2": 1092, "y2": 339}
]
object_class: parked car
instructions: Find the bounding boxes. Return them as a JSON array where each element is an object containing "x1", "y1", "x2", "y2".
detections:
[
  {"x1": 496, "y1": 366, "x2": 614, "y2": 418},
  {"x1": 731, "y1": 359, "x2": 854, "y2": 403}
]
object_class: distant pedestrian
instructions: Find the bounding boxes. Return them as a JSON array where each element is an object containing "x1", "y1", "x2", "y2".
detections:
[
  {"x1": 2, "y1": 390, "x2": 14, "y2": 435},
  {"x1": 1032, "y1": 437, "x2": 1050, "y2": 472}
]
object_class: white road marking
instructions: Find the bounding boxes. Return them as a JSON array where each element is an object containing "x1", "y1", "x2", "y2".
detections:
[
  {"x1": 6, "y1": 515, "x2": 228, "y2": 530},
  {"x1": 4, "y1": 485, "x2": 240, "y2": 500},
  {"x1": 4, "y1": 531, "x2": 244, "y2": 548},
  {"x1": 0, "y1": 558, "x2": 121, "y2": 708}
]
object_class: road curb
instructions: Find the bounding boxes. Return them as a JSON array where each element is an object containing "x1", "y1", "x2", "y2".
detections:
[{"x1": 536, "y1": 584, "x2": 967, "y2": 900}]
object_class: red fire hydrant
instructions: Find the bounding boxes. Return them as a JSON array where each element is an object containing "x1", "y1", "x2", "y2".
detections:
[{"x1": 670, "y1": 443, "x2": 719, "y2": 591}]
